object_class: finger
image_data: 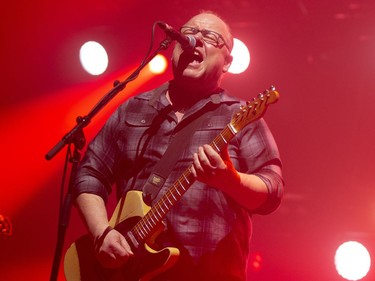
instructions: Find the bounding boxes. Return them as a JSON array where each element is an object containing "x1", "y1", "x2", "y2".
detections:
[
  {"x1": 190, "y1": 162, "x2": 198, "y2": 177},
  {"x1": 119, "y1": 236, "x2": 134, "y2": 256},
  {"x1": 110, "y1": 238, "x2": 131, "y2": 258},
  {"x1": 198, "y1": 146, "x2": 216, "y2": 169},
  {"x1": 193, "y1": 150, "x2": 213, "y2": 179},
  {"x1": 193, "y1": 152, "x2": 204, "y2": 173},
  {"x1": 202, "y1": 145, "x2": 226, "y2": 169}
]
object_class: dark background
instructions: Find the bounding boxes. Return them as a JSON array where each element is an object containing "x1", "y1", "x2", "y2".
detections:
[{"x1": 1, "y1": 0, "x2": 375, "y2": 280}]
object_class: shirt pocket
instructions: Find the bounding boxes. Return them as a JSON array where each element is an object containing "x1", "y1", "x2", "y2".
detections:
[
  {"x1": 116, "y1": 113, "x2": 156, "y2": 155},
  {"x1": 124, "y1": 112, "x2": 155, "y2": 127}
]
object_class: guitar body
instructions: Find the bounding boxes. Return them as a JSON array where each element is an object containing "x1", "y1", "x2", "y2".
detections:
[{"x1": 64, "y1": 191, "x2": 180, "y2": 281}]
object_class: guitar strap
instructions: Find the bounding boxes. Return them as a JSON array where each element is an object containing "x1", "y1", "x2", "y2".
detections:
[{"x1": 142, "y1": 101, "x2": 220, "y2": 206}]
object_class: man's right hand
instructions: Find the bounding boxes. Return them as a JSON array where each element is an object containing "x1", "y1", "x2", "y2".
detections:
[{"x1": 94, "y1": 228, "x2": 134, "y2": 269}]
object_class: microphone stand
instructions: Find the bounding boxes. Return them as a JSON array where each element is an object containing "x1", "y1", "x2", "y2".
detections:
[{"x1": 46, "y1": 37, "x2": 172, "y2": 281}]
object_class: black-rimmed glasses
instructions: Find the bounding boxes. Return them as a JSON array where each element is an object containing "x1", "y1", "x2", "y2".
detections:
[{"x1": 180, "y1": 26, "x2": 231, "y2": 51}]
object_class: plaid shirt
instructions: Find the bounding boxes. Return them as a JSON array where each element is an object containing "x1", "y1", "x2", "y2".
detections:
[{"x1": 74, "y1": 82, "x2": 283, "y2": 280}]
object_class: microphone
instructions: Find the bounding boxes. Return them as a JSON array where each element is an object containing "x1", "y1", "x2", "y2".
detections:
[{"x1": 157, "y1": 22, "x2": 199, "y2": 50}]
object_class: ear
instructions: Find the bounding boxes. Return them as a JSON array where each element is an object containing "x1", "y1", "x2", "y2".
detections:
[{"x1": 222, "y1": 55, "x2": 233, "y2": 73}]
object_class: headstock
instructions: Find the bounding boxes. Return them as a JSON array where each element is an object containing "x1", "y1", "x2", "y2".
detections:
[{"x1": 230, "y1": 86, "x2": 279, "y2": 132}]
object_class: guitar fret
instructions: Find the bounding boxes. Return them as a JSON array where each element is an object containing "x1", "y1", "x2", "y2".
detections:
[
  {"x1": 170, "y1": 191, "x2": 178, "y2": 201},
  {"x1": 227, "y1": 123, "x2": 237, "y2": 135},
  {"x1": 183, "y1": 173, "x2": 190, "y2": 185},
  {"x1": 137, "y1": 226, "x2": 146, "y2": 239},
  {"x1": 166, "y1": 195, "x2": 173, "y2": 205},
  {"x1": 175, "y1": 187, "x2": 182, "y2": 196},
  {"x1": 165, "y1": 194, "x2": 173, "y2": 205},
  {"x1": 176, "y1": 185, "x2": 185, "y2": 193},
  {"x1": 148, "y1": 212, "x2": 160, "y2": 226},
  {"x1": 150, "y1": 219, "x2": 156, "y2": 228},
  {"x1": 155, "y1": 206, "x2": 163, "y2": 219},
  {"x1": 146, "y1": 216, "x2": 155, "y2": 228},
  {"x1": 165, "y1": 196, "x2": 176, "y2": 207},
  {"x1": 178, "y1": 179, "x2": 186, "y2": 191},
  {"x1": 153, "y1": 204, "x2": 162, "y2": 217},
  {"x1": 219, "y1": 132, "x2": 228, "y2": 144},
  {"x1": 144, "y1": 221, "x2": 152, "y2": 232},
  {"x1": 212, "y1": 141, "x2": 220, "y2": 152},
  {"x1": 161, "y1": 206, "x2": 167, "y2": 216},
  {"x1": 157, "y1": 200, "x2": 168, "y2": 217},
  {"x1": 140, "y1": 224, "x2": 149, "y2": 237},
  {"x1": 151, "y1": 218, "x2": 158, "y2": 228}
]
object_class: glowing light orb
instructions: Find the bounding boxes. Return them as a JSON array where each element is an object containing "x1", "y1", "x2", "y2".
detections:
[
  {"x1": 228, "y1": 38, "x2": 250, "y2": 74},
  {"x1": 335, "y1": 241, "x2": 371, "y2": 280},
  {"x1": 148, "y1": 54, "x2": 168, "y2": 74},
  {"x1": 79, "y1": 41, "x2": 108, "y2": 75}
]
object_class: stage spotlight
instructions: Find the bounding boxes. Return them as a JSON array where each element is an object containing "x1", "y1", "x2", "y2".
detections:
[
  {"x1": 79, "y1": 41, "x2": 109, "y2": 75},
  {"x1": 228, "y1": 38, "x2": 250, "y2": 74},
  {"x1": 148, "y1": 54, "x2": 168, "y2": 74},
  {"x1": 335, "y1": 241, "x2": 371, "y2": 280}
]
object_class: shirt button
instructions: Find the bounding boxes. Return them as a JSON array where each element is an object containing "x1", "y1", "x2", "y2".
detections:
[{"x1": 140, "y1": 119, "x2": 146, "y2": 124}]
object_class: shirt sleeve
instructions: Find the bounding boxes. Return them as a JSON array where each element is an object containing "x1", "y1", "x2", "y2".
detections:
[
  {"x1": 72, "y1": 104, "x2": 124, "y2": 203},
  {"x1": 233, "y1": 118, "x2": 284, "y2": 215}
]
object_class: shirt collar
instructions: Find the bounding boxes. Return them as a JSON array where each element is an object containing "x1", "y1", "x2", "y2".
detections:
[{"x1": 140, "y1": 81, "x2": 239, "y2": 110}]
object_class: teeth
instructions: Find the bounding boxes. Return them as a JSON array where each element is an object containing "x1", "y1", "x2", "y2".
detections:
[{"x1": 192, "y1": 51, "x2": 202, "y2": 62}]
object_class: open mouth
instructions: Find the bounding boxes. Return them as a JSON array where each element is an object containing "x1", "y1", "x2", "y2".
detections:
[
  {"x1": 178, "y1": 49, "x2": 204, "y2": 70},
  {"x1": 183, "y1": 50, "x2": 203, "y2": 65},
  {"x1": 191, "y1": 50, "x2": 203, "y2": 63}
]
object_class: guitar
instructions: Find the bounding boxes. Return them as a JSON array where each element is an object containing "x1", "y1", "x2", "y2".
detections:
[{"x1": 64, "y1": 86, "x2": 279, "y2": 281}]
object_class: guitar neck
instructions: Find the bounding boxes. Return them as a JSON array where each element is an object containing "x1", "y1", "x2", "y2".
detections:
[{"x1": 128, "y1": 124, "x2": 236, "y2": 246}]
